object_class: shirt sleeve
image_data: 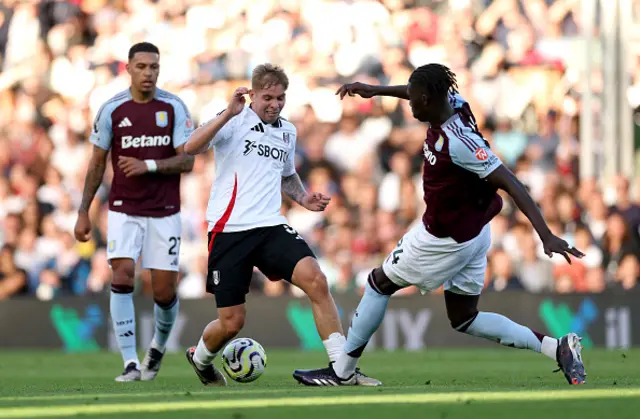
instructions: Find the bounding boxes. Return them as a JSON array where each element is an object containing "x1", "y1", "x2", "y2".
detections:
[
  {"x1": 171, "y1": 98, "x2": 194, "y2": 148},
  {"x1": 207, "y1": 109, "x2": 238, "y2": 150},
  {"x1": 88, "y1": 103, "x2": 114, "y2": 150},
  {"x1": 448, "y1": 128, "x2": 502, "y2": 178},
  {"x1": 282, "y1": 130, "x2": 297, "y2": 177}
]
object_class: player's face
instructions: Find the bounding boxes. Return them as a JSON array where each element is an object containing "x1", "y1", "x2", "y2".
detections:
[
  {"x1": 407, "y1": 82, "x2": 429, "y2": 122},
  {"x1": 249, "y1": 84, "x2": 286, "y2": 124},
  {"x1": 127, "y1": 52, "x2": 160, "y2": 93}
]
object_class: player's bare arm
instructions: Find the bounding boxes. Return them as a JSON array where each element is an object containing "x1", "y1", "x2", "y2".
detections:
[
  {"x1": 336, "y1": 83, "x2": 409, "y2": 100},
  {"x1": 117, "y1": 145, "x2": 194, "y2": 176},
  {"x1": 74, "y1": 145, "x2": 108, "y2": 242},
  {"x1": 282, "y1": 174, "x2": 331, "y2": 212},
  {"x1": 281, "y1": 173, "x2": 307, "y2": 206},
  {"x1": 485, "y1": 165, "x2": 585, "y2": 263},
  {"x1": 185, "y1": 87, "x2": 248, "y2": 155}
]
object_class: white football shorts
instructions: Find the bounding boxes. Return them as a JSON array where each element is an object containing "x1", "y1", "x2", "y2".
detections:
[
  {"x1": 106, "y1": 210, "x2": 182, "y2": 271},
  {"x1": 382, "y1": 222, "x2": 491, "y2": 295}
]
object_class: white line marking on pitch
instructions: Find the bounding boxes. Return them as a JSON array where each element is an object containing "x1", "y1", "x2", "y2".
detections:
[{"x1": 0, "y1": 388, "x2": 639, "y2": 418}]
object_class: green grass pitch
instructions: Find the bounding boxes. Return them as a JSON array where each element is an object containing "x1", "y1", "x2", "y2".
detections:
[{"x1": 0, "y1": 348, "x2": 639, "y2": 418}]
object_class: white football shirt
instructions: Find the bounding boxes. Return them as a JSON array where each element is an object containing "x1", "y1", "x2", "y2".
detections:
[{"x1": 203, "y1": 106, "x2": 297, "y2": 233}]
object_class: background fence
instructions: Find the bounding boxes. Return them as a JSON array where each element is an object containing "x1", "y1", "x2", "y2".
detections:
[{"x1": 1, "y1": 291, "x2": 634, "y2": 351}]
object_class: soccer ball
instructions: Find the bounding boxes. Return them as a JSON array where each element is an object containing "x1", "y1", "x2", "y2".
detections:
[{"x1": 221, "y1": 338, "x2": 267, "y2": 383}]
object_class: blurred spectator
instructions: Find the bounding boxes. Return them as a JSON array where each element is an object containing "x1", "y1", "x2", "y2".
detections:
[
  {"x1": 0, "y1": 245, "x2": 27, "y2": 300},
  {"x1": 486, "y1": 249, "x2": 524, "y2": 292},
  {"x1": 515, "y1": 232, "x2": 554, "y2": 293},
  {"x1": 601, "y1": 213, "x2": 640, "y2": 287}
]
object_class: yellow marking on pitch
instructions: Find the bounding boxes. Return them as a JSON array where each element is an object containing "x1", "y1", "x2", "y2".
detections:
[{"x1": 0, "y1": 388, "x2": 639, "y2": 418}]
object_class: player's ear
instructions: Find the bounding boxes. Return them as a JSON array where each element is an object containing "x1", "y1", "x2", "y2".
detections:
[
  {"x1": 249, "y1": 89, "x2": 255, "y2": 100},
  {"x1": 421, "y1": 93, "x2": 429, "y2": 107}
]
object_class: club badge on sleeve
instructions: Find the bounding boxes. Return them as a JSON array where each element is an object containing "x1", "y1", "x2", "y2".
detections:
[{"x1": 156, "y1": 111, "x2": 168, "y2": 128}]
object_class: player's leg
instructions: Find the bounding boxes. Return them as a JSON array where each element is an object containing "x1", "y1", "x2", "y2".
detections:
[
  {"x1": 186, "y1": 230, "x2": 255, "y2": 386},
  {"x1": 187, "y1": 303, "x2": 246, "y2": 386},
  {"x1": 445, "y1": 291, "x2": 585, "y2": 384},
  {"x1": 106, "y1": 210, "x2": 145, "y2": 382},
  {"x1": 255, "y1": 225, "x2": 348, "y2": 364},
  {"x1": 291, "y1": 257, "x2": 345, "y2": 356},
  {"x1": 293, "y1": 223, "x2": 466, "y2": 386},
  {"x1": 139, "y1": 213, "x2": 182, "y2": 380},
  {"x1": 445, "y1": 226, "x2": 586, "y2": 385}
]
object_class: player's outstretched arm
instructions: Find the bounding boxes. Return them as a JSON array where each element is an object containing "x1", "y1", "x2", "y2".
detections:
[
  {"x1": 336, "y1": 83, "x2": 409, "y2": 100},
  {"x1": 74, "y1": 145, "x2": 108, "y2": 242},
  {"x1": 185, "y1": 87, "x2": 248, "y2": 155},
  {"x1": 485, "y1": 165, "x2": 585, "y2": 263},
  {"x1": 184, "y1": 109, "x2": 234, "y2": 155}
]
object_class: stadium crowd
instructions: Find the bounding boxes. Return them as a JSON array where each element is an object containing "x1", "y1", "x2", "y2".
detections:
[{"x1": 0, "y1": 0, "x2": 638, "y2": 301}]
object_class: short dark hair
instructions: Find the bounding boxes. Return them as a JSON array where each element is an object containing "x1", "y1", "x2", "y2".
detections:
[
  {"x1": 409, "y1": 63, "x2": 458, "y2": 99},
  {"x1": 128, "y1": 42, "x2": 159, "y2": 60}
]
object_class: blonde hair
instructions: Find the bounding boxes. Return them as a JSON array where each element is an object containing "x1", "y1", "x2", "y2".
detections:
[{"x1": 251, "y1": 64, "x2": 289, "y2": 91}]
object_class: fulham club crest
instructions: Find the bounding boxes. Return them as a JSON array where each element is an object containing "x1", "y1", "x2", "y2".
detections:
[{"x1": 283, "y1": 132, "x2": 290, "y2": 145}]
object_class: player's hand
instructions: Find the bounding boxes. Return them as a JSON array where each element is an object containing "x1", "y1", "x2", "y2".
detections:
[
  {"x1": 542, "y1": 234, "x2": 585, "y2": 264},
  {"x1": 301, "y1": 192, "x2": 331, "y2": 212},
  {"x1": 227, "y1": 87, "x2": 249, "y2": 116},
  {"x1": 118, "y1": 156, "x2": 148, "y2": 177},
  {"x1": 335, "y1": 82, "x2": 376, "y2": 100},
  {"x1": 74, "y1": 212, "x2": 92, "y2": 242}
]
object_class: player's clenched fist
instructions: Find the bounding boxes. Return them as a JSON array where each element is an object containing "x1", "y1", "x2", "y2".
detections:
[
  {"x1": 118, "y1": 156, "x2": 148, "y2": 177},
  {"x1": 302, "y1": 192, "x2": 331, "y2": 212},
  {"x1": 74, "y1": 212, "x2": 92, "y2": 242},
  {"x1": 227, "y1": 87, "x2": 249, "y2": 116}
]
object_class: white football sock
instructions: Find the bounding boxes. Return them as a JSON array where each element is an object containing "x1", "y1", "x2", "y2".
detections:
[
  {"x1": 334, "y1": 352, "x2": 359, "y2": 379},
  {"x1": 334, "y1": 282, "x2": 390, "y2": 379},
  {"x1": 151, "y1": 297, "x2": 179, "y2": 352},
  {"x1": 541, "y1": 336, "x2": 559, "y2": 360},
  {"x1": 110, "y1": 291, "x2": 139, "y2": 369},
  {"x1": 323, "y1": 333, "x2": 346, "y2": 363},
  {"x1": 193, "y1": 337, "x2": 217, "y2": 370},
  {"x1": 464, "y1": 312, "x2": 542, "y2": 352}
]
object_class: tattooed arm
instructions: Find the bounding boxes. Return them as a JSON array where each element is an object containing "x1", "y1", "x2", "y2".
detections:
[
  {"x1": 282, "y1": 173, "x2": 331, "y2": 212},
  {"x1": 155, "y1": 145, "x2": 194, "y2": 174},
  {"x1": 79, "y1": 146, "x2": 108, "y2": 213},
  {"x1": 281, "y1": 173, "x2": 308, "y2": 206},
  {"x1": 75, "y1": 145, "x2": 108, "y2": 242},
  {"x1": 117, "y1": 145, "x2": 194, "y2": 177}
]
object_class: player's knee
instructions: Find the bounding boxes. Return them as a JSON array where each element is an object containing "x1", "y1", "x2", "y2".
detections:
[
  {"x1": 219, "y1": 309, "x2": 245, "y2": 338},
  {"x1": 444, "y1": 290, "x2": 480, "y2": 332},
  {"x1": 304, "y1": 270, "x2": 330, "y2": 301},
  {"x1": 153, "y1": 291, "x2": 177, "y2": 308},
  {"x1": 448, "y1": 310, "x2": 479, "y2": 333},
  {"x1": 111, "y1": 264, "x2": 135, "y2": 289},
  {"x1": 151, "y1": 281, "x2": 177, "y2": 306},
  {"x1": 368, "y1": 267, "x2": 401, "y2": 296}
]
